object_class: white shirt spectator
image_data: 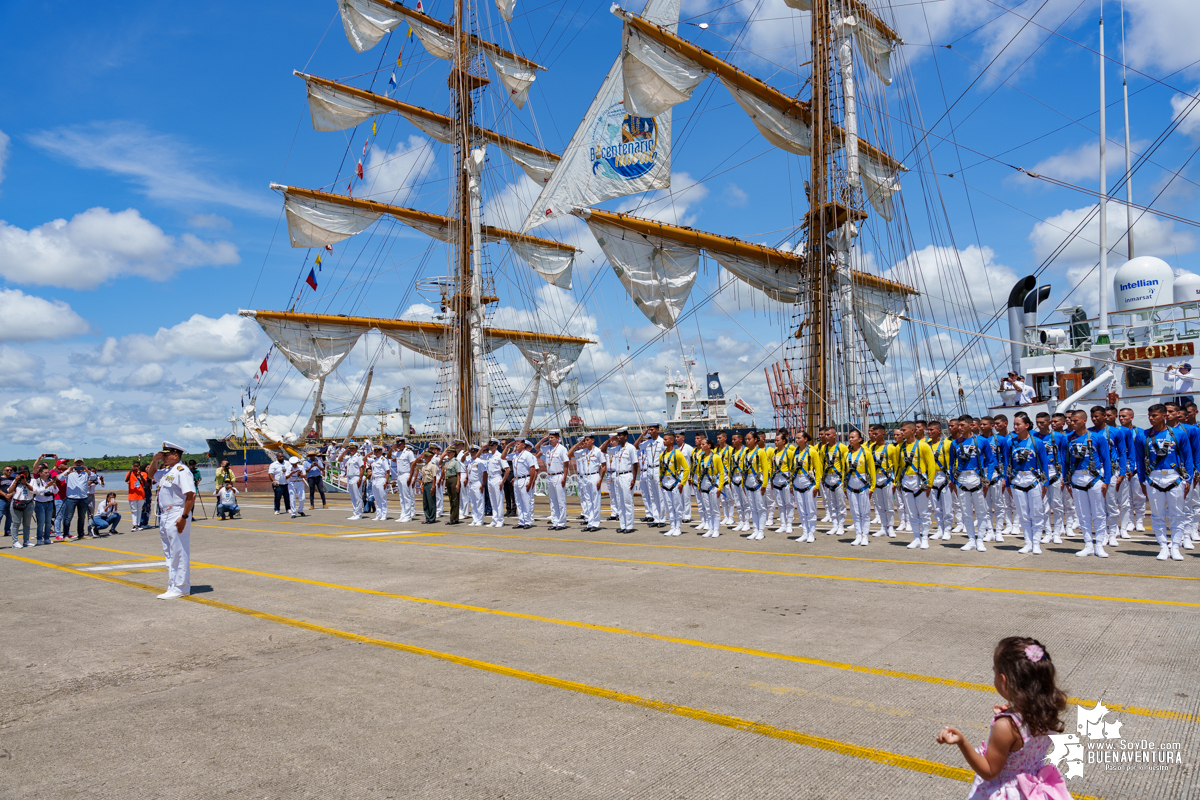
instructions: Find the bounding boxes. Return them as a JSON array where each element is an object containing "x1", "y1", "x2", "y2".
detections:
[
  {"x1": 268, "y1": 460, "x2": 288, "y2": 485},
  {"x1": 216, "y1": 486, "x2": 239, "y2": 505},
  {"x1": 31, "y1": 477, "x2": 56, "y2": 502},
  {"x1": 64, "y1": 468, "x2": 93, "y2": 499},
  {"x1": 1167, "y1": 365, "x2": 1195, "y2": 395}
]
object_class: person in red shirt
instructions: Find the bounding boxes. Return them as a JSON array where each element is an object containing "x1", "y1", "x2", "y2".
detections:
[
  {"x1": 50, "y1": 459, "x2": 68, "y2": 541},
  {"x1": 125, "y1": 460, "x2": 149, "y2": 532}
]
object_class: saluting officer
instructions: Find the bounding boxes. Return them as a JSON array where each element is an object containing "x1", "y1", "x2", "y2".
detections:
[{"x1": 146, "y1": 441, "x2": 195, "y2": 599}]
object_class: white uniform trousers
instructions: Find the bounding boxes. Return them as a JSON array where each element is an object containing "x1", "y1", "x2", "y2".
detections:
[
  {"x1": 460, "y1": 481, "x2": 470, "y2": 518},
  {"x1": 929, "y1": 485, "x2": 953, "y2": 534},
  {"x1": 614, "y1": 472, "x2": 636, "y2": 529},
  {"x1": 606, "y1": 475, "x2": 618, "y2": 518},
  {"x1": 899, "y1": 477, "x2": 930, "y2": 540},
  {"x1": 1042, "y1": 481, "x2": 1066, "y2": 534},
  {"x1": 957, "y1": 485, "x2": 990, "y2": 543},
  {"x1": 1105, "y1": 476, "x2": 1122, "y2": 536},
  {"x1": 681, "y1": 482, "x2": 693, "y2": 521},
  {"x1": 795, "y1": 487, "x2": 817, "y2": 537},
  {"x1": 735, "y1": 483, "x2": 751, "y2": 526},
  {"x1": 1061, "y1": 482, "x2": 1078, "y2": 530},
  {"x1": 547, "y1": 473, "x2": 567, "y2": 527},
  {"x1": 699, "y1": 487, "x2": 721, "y2": 532},
  {"x1": 158, "y1": 506, "x2": 191, "y2": 596},
  {"x1": 1183, "y1": 477, "x2": 1200, "y2": 537},
  {"x1": 746, "y1": 487, "x2": 766, "y2": 535},
  {"x1": 1145, "y1": 471, "x2": 1187, "y2": 546},
  {"x1": 348, "y1": 480, "x2": 364, "y2": 517},
  {"x1": 579, "y1": 473, "x2": 601, "y2": 528},
  {"x1": 872, "y1": 482, "x2": 896, "y2": 530},
  {"x1": 821, "y1": 483, "x2": 847, "y2": 527},
  {"x1": 1124, "y1": 474, "x2": 1146, "y2": 530},
  {"x1": 487, "y1": 478, "x2": 505, "y2": 526},
  {"x1": 1069, "y1": 473, "x2": 1106, "y2": 545},
  {"x1": 772, "y1": 483, "x2": 795, "y2": 530},
  {"x1": 514, "y1": 478, "x2": 534, "y2": 526},
  {"x1": 720, "y1": 485, "x2": 736, "y2": 524},
  {"x1": 639, "y1": 470, "x2": 660, "y2": 522},
  {"x1": 765, "y1": 488, "x2": 776, "y2": 525},
  {"x1": 952, "y1": 488, "x2": 963, "y2": 526},
  {"x1": 370, "y1": 479, "x2": 389, "y2": 519},
  {"x1": 469, "y1": 481, "x2": 486, "y2": 525},
  {"x1": 396, "y1": 473, "x2": 414, "y2": 521},
  {"x1": 660, "y1": 486, "x2": 681, "y2": 533},
  {"x1": 985, "y1": 482, "x2": 1006, "y2": 533},
  {"x1": 847, "y1": 488, "x2": 871, "y2": 539},
  {"x1": 288, "y1": 481, "x2": 306, "y2": 515},
  {"x1": 648, "y1": 469, "x2": 666, "y2": 523},
  {"x1": 436, "y1": 483, "x2": 444, "y2": 517},
  {"x1": 1009, "y1": 484, "x2": 1045, "y2": 545}
]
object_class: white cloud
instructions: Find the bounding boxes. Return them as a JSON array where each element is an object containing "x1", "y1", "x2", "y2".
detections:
[
  {"x1": 0, "y1": 129, "x2": 9, "y2": 186},
  {"x1": 0, "y1": 207, "x2": 239, "y2": 289},
  {"x1": 362, "y1": 135, "x2": 437, "y2": 204},
  {"x1": 29, "y1": 122, "x2": 274, "y2": 214},
  {"x1": 1023, "y1": 138, "x2": 1148, "y2": 184},
  {"x1": 618, "y1": 171, "x2": 709, "y2": 226},
  {"x1": 0, "y1": 347, "x2": 45, "y2": 387},
  {"x1": 125, "y1": 363, "x2": 166, "y2": 387},
  {"x1": 0, "y1": 289, "x2": 89, "y2": 341},
  {"x1": 1030, "y1": 200, "x2": 1196, "y2": 267},
  {"x1": 1123, "y1": 0, "x2": 1200, "y2": 76},
  {"x1": 724, "y1": 183, "x2": 749, "y2": 207},
  {"x1": 884, "y1": 243, "x2": 1018, "y2": 318},
  {"x1": 120, "y1": 313, "x2": 267, "y2": 364},
  {"x1": 188, "y1": 213, "x2": 232, "y2": 229},
  {"x1": 1171, "y1": 89, "x2": 1200, "y2": 139}
]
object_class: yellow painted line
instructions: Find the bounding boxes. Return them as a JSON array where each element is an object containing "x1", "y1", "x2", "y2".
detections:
[
  {"x1": 0, "y1": 551, "x2": 1015, "y2": 791},
  {"x1": 46, "y1": 542, "x2": 1196, "y2": 724},
  {"x1": 389, "y1": 538, "x2": 1200, "y2": 609},
  {"x1": 445, "y1": 530, "x2": 1200, "y2": 583}
]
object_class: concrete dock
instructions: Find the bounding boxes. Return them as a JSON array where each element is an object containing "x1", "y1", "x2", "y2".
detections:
[{"x1": 2, "y1": 493, "x2": 1196, "y2": 799}]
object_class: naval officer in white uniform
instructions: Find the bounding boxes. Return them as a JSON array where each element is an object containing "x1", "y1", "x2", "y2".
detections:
[
  {"x1": 146, "y1": 442, "x2": 196, "y2": 599},
  {"x1": 538, "y1": 430, "x2": 570, "y2": 530},
  {"x1": 601, "y1": 427, "x2": 640, "y2": 533},
  {"x1": 342, "y1": 444, "x2": 365, "y2": 519}
]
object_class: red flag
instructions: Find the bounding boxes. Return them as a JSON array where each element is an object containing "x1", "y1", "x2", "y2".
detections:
[
  {"x1": 356, "y1": 160, "x2": 364, "y2": 179},
  {"x1": 306, "y1": 269, "x2": 319, "y2": 290},
  {"x1": 734, "y1": 395, "x2": 754, "y2": 415},
  {"x1": 346, "y1": 181, "x2": 352, "y2": 194},
  {"x1": 259, "y1": 356, "x2": 269, "y2": 375},
  {"x1": 325, "y1": 244, "x2": 333, "y2": 252},
  {"x1": 362, "y1": 140, "x2": 368, "y2": 156}
]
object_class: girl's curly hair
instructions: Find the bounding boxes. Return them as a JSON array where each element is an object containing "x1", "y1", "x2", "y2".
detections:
[{"x1": 994, "y1": 636, "x2": 1067, "y2": 736}]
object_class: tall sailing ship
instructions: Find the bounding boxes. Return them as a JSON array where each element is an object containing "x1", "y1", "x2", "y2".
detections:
[{"x1": 222, "y1": 0, "x2": 1197, "y2": 456}]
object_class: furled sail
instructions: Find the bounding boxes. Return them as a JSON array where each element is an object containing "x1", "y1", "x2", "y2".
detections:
[
  {"x1": 496, "y1": 0, "x2": 516, "y2": 23},
  {"x1": 335, "y1": 0, "x2": 543, "y2": 109},
  {"x1": 719, "y1": 79, "x2": 814, "y2": 156},
  {"x1": 621, "y1": 23, "x2": 707, "y2": 118},
  {"x1": 297, "y1": 74, "x2": 560, "y2": 184},
  {"x1": 782, "y1": 0, "x2": 899, "y2": 85},
  {"x1": 521, "y1": 0, "x2": 682, "y2": 232},
  {"x1": 272, "y1": 184, "x2": 578, "y2": 288},
  {"x1": 239, "y1": 310, "x2": 592, "y2": 379},
  {"x1": 860, "y1": 151, "x2": 901, "y2": 221},
  {"x1": 583, "y1": 215, "x2": 699, "y2": 330},
  {"x1": 253, "y1": 317, "x2": 362, "y2": 379},
  {"x1": 852, "y1": 281, "x2": 906, "y2": 363},
  {"x1": 709, "y1": 251, "x2": 801, "y2": 304}
]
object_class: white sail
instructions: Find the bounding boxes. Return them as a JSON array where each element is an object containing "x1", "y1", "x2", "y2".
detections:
[
  {"x1": 708, "y1": 251, "x2": 801, "y2": 304},
  {"x1": 496, "y1": 0, "x2": 516, "y2": 23},
  {"x1": 853, "y1": 282, "x2": 906, "y2": 364},
  {"x1": 521, "y1": 0, "x2": 681, "y2": 232},
  {"x1": 398, "y1": 109, "x2": 455, "y2": 144},
  {"x1": 338, "y1": 0, "x2": 407, "y2": 53},
  {"x1": 305, "y1": 78, "x2": 393, "y2": 131},
  {"x1": 584, "y1": 216, "x2": 699, "y2": 329},
  {"x1": 494, "y1": 140, "x2": 557, "y2": 184},
  {"x1": 860, "y1": 151, "x2": 901, "y2": 221},
  {"x1": 854, "y1": 20, "x2": 897, "y2": 86},
  {"x1": 283, "y1": 191, "x2": 382, "y2": 248},
  {"x1": 510, "y1": 339, "x2": 585, "y2": 387},
  {"x1": 622, "y1": 23, "x2": 707, "y2": 118},
  {"x1": 783, "y1": 0, "x2": 812, "y2": 9},
  {"x1": 484, "y1": 49, "x2": 537, "y2": 109},
  {"x1": 508, "y1": 239, "x2": 575, "y2": 289},
  {"x1": 255, "y1": 318, "x2": 362, "y2": 379}
]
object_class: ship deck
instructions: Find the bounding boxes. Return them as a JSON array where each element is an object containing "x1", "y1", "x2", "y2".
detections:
[{"x1": 2, "y1": 493, "x2": 1196, "y2": 799}]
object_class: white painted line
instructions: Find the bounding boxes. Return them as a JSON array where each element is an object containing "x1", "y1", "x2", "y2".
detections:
[
  {"x1": 337, "y1": 531, "x2": 420, "y2": 538},
  {"x1": 80, "y1": 561, "x2": 168, "y2": 572}
]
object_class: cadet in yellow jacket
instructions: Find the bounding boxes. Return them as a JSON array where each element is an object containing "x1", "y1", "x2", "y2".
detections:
[
  {"x1": 842, "y1": 429, "x2": 877, "y2": 546},
  {"x1": 730, "y1": 434, "x2": 750, "y2": 533},
  {"x1": 819, "y1": 427, "x2": 850, "y2": 534},
  {"x1": 741, "y1": 430, "x2": 772, "y2": 540},
  {"x1": 892, "y1": 420, "x2": 938, "y2": 549},
  {"x1": 866, "y1": 424, "x2": 899, "y2": 538},
  {"x1": 791, "y1": 431, "x2": 823, "y2": 542},
  {"x1": 769, "y1": 429, "x2": 798, "y2": 535},
  {"x1": 658, "y1": 431, "x2": 690, "y2": 537},
  {"x1": 715, "y1": 432, "x2": 736, "y2": 527},
  {"x1": 927, "y1": 420, "x2": 956, "y2": 541},
  {"x1": 695, "y1": 436, "x2": 727, "y2": 537}
]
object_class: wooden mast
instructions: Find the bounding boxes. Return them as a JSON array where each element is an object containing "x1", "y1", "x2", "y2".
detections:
[
  {"x1": 804, "y1": 0, "x2": 834, "y2": 437},
  {"x1": 453, "y1": 0, "x2": 474, "y2": 442}
]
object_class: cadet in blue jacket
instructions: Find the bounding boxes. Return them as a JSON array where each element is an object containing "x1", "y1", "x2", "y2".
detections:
[
  {"x1": 1068, "y1": 408, "x2": 1113, "y2": 557},
  {"x1": 1008, "y1": 412, "x2": 1051, "y2": 555},
  {"x1": 1033, "y1": 412, "x2": 1069, "y2": 544},
  {"x1": 951, "y1": 415, "x2": 993, "y2": 552},
  {"x1": 1140, "y1": 403, "x2": 1192, "y2": 561}
]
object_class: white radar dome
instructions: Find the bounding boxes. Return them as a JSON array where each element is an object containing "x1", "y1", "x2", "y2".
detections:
[
  {"x1": 1113, "y1": 256, "x2": 1174, "y2": 311},
  {"x1": 1173, "y1": 271, "x2": 1200, "y2": 304}
]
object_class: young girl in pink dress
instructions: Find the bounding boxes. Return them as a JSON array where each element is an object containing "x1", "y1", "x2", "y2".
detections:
[{"x1": 937, "y1": 637, "x2": 1070, "y2": 800}]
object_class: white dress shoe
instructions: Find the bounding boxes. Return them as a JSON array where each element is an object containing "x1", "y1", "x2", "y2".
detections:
[
  {"x1": 157, "y1": 589, "x2": 185, "y2": 600},
  {"x1": 347, "y1": 515, "x2": 362, "y2": 520},
  {"x1": 1032, "y1": 543, "x2": 1042, "y2": 554},
  {"x1": 1183, "y1": 538, "x2": 1195, "y2": 550},
  {"x1": 887, "y1": 528, "x2": 896, "y2": 538},
  {"x1": 953, "y1": 523, "x2": 965, "y2": 533},
  {"x1": 805, "y1": 532, "x2": 815, "y2": 542},
  {"x1": 919, "y1": 535, "x2": 929, "y2": 549},
  {"x1": 1171, "y1": 545, "x2": 1184, "y2": 561},
  {"x1": 1125, "y1": 522, "x2": 1134, "y2": 531},
  {"x1": 906, "y1": 538, "x2": 921, "y2": 549},
  {"x1": 1018, "y1": 543, "x2": 1033, "y2": 554},
  {"x1": 1052, "y1": 534, "x2": 1062, "y2": 544},
  {"x1": 1095, "y1": 545, "x2": 1109, "y2": 558},
  {"x1": 1076, "y1": 544, "x2": 1094, "y2": 557},
  {"x1": 1157, "y1": 546, "x2": 1171, "y2": 560},
  {"x1": 976, "y1": 541, "x2": 987, "y2": 552},
  {"x1": 1135, "y1": 522, "x2": 1145, "y2": 531}
]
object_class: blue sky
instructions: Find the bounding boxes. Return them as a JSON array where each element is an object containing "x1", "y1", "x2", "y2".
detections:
[{"x1": 1, "y1": 0, "x2": 1199, "y2": 458}]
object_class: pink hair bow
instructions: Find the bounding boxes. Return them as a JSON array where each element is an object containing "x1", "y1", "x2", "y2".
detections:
[{"x1": 1015, "y1": 765, "x2": 1070, "y2": 800}]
